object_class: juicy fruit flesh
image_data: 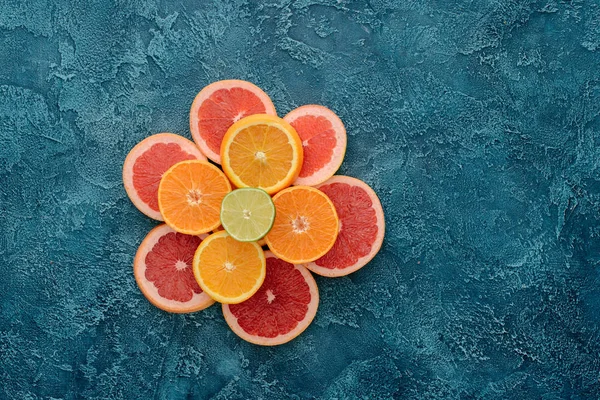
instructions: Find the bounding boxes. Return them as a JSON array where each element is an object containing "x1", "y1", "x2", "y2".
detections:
[
  {"x1": 315, "y1": 182, "x2": 378, "y2": 269},
  {"x1": 228, "y1": 257, "x2": 311, "y2": 338},
  {"x1": 145, "y1": 232, "x2": 203, "y2": 302},
  {"x1": 159, "y1": 161, "x2": 231, "y2": 234},
  {"x1": 133, "y1": 143, "x2": 197, "y2": 211},
  {"x1": 221, "y1": 188, "x2": 275, "y2": 241},
  {"x1": 194, "y1": 233, "x2": 265, "y2": 301},
  {"x1": 197, "y1": 88, "x2": 268, "y2": 156},
  {"x1": 227, "y1": 124, "x2": 294, "y2": 188},
  {"x1": 266, "y1": 187, "x2": 338, "y2": 263},
  {"x1": 289, "y1": 115, "x2": 336, "y2": 178}
]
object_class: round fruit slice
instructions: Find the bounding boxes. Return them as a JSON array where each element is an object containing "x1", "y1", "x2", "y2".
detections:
[
  {"x1": 305, "y1": 176, "x2": 385, "y2": 277},
  {"x1": 193, "y1": 231, "x2": 266, "y2": 304},
  {"x1": 190, "y1": 80, "x2": 277, "y2": 164},
  {"x1": 123, "y1": 133, "x2": 207, "y2": 220},
  {"x1": 158, "y1": 160, "x2": 231, "y2": 235},
  {"x1": 284, "y1": 105, "x2": 347, "y2": 186},
  {"x1": 221, "y1": 114, "x2": 303, "y2": 195},
  {"x1": 223, "y1": 251, "x2": 319, "y2": 346},
  {"x1": 220, "y1": 188, "x2": 275, "y2": 242},
  {"x1": 265, "y1": 186, "x2": 338, "y2": 264},
  {"x1": 134, "y1": 224, "x2": 215, "y2": 313}
]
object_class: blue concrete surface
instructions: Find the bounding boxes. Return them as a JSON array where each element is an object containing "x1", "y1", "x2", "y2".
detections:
[{"x1": 1, "y1": 0, "x2": 600, "y2": 398}]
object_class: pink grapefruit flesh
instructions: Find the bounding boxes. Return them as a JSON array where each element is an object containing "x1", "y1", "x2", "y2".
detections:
[
  {"x1": 222, "y1": 251, "x2": 319, "y2": 346},
  {"x1": 190, "y1": 80, "x2": 277, "y2": 164},
  {"x1": 305, "y1": 176, "x2": 385, "y2": 277},
  {"x1": 134, "y1": 224, "x2": 215, "y2": 313},
  {"x1": 123, "y1": 133, "x2": 206, "y2": 220},
  {"x1": 284, "y1": 105, "x2": 346, "y2": 186}
]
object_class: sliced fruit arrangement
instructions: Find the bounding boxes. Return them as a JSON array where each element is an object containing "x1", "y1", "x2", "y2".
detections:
[
  {"x1": 193, "y1": 231, "x2": 266, "y2": 304},
  {"x1": 190, "y1": 80, "x2": 276, "y2": 164},
  {"x1": 123, "y1": 133, "x2": 207, "y2": 220},
  {"x1": 134, "y1": 224, "x2": 215, "y2": 313},
  {"x1": 158, "y1": 160, "x2": 231, "y2": 235},
  {"x1": 123, "y1": 79, "x2": 385, "y2": 346},
  {"x1": 223, "y1": 251, "x2": 319, "y2": 346},
  {"x1": 305, "y1": 176, "x2": 385, "y2": 277},
  {"x1": 284, "y1": 105, "x2": 347, "y2": 186},
  {"x1": 265, "y1": 186, "x2": 339, "y2": 264},
  {"x1": 220, "y1": 188, "x2": 275, "y2": 242},
  {"x1": 220, "y1": 114, "x2": 303, "y2": 194}
]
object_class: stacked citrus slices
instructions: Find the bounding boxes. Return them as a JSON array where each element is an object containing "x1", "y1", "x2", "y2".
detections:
[{"x1": 123, "y1": 80, "x2": 385, "y2": 346}]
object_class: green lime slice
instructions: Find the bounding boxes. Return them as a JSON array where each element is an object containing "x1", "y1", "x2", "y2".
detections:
[{"x1": 220, "y1": 188, "x2": 276, "y2": 242}]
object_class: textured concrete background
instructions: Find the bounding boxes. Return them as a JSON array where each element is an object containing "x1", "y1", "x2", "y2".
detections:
[{"x1": 1, "y1": 0, "x2": 600, "y2": 398}]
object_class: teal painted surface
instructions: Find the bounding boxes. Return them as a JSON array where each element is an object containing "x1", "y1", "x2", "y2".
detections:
[{"x1": 1, "y1": 1, "x2": 600, "y2": 398}]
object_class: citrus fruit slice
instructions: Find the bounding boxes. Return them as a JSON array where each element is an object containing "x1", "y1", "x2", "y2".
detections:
[
  {"x1": 221, "y1": 114, "x2": 303, "y2": 194},
  {"x1": 193, "y1": 231, "x2": 266, "y2": 304},
  {"x1": 265, "y1": 186, "x2": 338, "y2": 264},
  {"x1": 158, "y1": 160, "x2": 231, "y2": 235},
  {"x1": 134, "y1": 224, "x2": 215, "y2": 313},
  {"x1": 305, "y1": 176, "x2": 385, "y2": 277},
  {"x1": 123, "y1": 133, "x2": 207, "y2": 220},
  {"x1": 284, "y1": 105, "x2": 347, "y2": 186},
  {"x1": 222, "y1": 251, "x2": 319, "y2": 346},
  {"x1": 190, "y1": 80, "x2": 277, "y2": 164},
  {"x1": 220, "y1": 188, "x2": 275, "y2": 242}
]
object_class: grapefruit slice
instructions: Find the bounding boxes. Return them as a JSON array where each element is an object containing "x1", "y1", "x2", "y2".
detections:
[
  {"x1": 220, "y1": 114, "x2": 303, "y2": 195},
  {"x1": 305, "y1": 176, "x2": 385, "y2": 277},
  {"x1": 123, "y1": 133, "x2": 207, "y2": 220},
  {"x1": 190, "y1": 80, "x2": 277, "y2": 164},
  {"x1": 222, "y1": 251, "x2": 319, "y2": 346},
  {"x1": 265, "y1": 186, "x2": 339, "y2": 264},
  {"x1": 158, "y1": 160, "x2": 232, "y2": 235},
  {"x1": 284, "y1": 105, "x2": 347, "y2": 186},
  {"x1": 134, "y1": 224, "x2": 215, "y2": 313}
]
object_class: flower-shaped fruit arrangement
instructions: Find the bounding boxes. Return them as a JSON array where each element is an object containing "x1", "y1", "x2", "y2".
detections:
[{"x1": 123, "y1": 80, "x2": 385, "y2": 345}]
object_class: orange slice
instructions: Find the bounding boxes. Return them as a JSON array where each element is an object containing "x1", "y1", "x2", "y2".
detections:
[
  {"x1": 265, "y1": 186, "x2": 339, "y2": 264},
  {"x1": 158, "y1": 160, "x2": 231, "y2": 235},
  {"x1": 193, "y1": 231, "x2": 266, "y2": 304},
  {"x1": 220, "y1": 114, "x2": 303, "y2": 195},
  {"x1": 190, "y1": 80, "x2": 277, "y2": 164}
]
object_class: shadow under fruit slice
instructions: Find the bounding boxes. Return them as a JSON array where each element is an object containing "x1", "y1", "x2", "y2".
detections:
[
  {"x1": 190, "y1": 80, "x2": 277, "y2": 164},
  {"x1": 305, "y1": 176, "x2": 385, "y2": 277},
  {"x1": 193, "y1": 231, "x2": 266, "y2": 304},
  {"x1": 158, "y1": 160, "x2": 231, "y2": 235},
  {"x1": 265, "y1": 186, "x2": 339, "y2": 264},
  {"x1": 134, "y1": 224, "x2": 215, "y2": 313},
  {"x1": 123, "y1": 133, "x2": 207, "y2": 220},
  {"x1": 222, "y1": 251, "x2": 319, "y2": 346},
  {"x1": 220, "y1": 114, "x2": 303, "y2": 195},
  {"x1": 284, "y1": 105, "x2": 347, "y2": 186}
]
